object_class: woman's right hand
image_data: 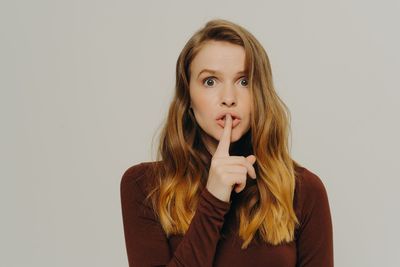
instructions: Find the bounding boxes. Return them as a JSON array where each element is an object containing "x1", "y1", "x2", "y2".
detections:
[{"x1": 206, "y1": 113, "x2": 257, "y2": 203}]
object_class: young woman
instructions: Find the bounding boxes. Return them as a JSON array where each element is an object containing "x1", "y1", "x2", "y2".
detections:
[{"x1": 120, "y1": 19, "x2": 333, "y2": 267}]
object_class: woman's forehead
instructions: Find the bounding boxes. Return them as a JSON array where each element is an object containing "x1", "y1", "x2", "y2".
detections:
[{"x1": 191, "y1": 42, "x2": 246, "y2": 76}]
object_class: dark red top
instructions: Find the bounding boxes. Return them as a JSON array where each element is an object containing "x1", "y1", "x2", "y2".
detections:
[{"x1": 120, "y1": 162, "x2": 333, "y2": 267}]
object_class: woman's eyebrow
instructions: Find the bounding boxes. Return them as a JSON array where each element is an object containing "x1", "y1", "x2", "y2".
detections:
[{"x1": 197, "y1": 69, "x2": 246, "y2": 78}]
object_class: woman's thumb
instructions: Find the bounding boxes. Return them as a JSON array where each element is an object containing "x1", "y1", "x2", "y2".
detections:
[{"x1": 246, "y1": 155, "x2": 257, "y2": 164}]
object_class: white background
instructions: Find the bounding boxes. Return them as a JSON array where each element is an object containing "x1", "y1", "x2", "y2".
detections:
[{"x1": 1, "y1": 0, "x2": 399, "y2": 266}]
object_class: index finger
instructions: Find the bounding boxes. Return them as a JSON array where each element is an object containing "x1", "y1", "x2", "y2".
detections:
[{"x1": 214, "y1": 113, "x2": 232, "y2": 157}]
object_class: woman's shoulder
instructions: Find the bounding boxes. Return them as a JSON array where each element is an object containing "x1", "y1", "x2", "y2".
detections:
[
  {"x1": 294, "y1": 165, "x2": 328, "y2": 196},
  {"x1": 120, "y1": 161, "x2": 162, "y2": 195},
  {"x1": 293, "y1": 165, "x2": 331, "y2": 216}
]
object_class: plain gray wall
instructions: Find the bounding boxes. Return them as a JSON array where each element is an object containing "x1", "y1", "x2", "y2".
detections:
[{"x1": 1, "y1": 0, "x2": 399, "y2": 266}]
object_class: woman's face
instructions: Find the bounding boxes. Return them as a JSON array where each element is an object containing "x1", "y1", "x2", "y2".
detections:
[{"x1": 189, "y1": 40, "x2": 252, "y2": 155}]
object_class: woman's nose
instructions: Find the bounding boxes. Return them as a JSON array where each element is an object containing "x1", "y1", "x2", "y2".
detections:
[
  {"x1": 220, "y1": 85, "x2": 237, "y2": 107},
  {"x1": 221, "y1": 98, "x2": 236, "y2": 107}
]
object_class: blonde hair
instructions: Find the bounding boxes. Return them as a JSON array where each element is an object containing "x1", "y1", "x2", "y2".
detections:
[{"x1": 146, "y1": 18, "x2": 303, "y2": 249}]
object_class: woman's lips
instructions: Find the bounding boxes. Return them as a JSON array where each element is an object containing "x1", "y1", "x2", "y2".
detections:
[{"x1": 216, "y1": 117, "x2": 241, "y2": 128}]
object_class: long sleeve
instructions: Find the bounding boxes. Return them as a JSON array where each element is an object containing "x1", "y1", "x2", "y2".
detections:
[
  {"x1": 295, "y1": 170, "x2": 334, "y2": 267},
  {"x1": 120, "y1": 163, "x2": 231, "y2": 267}
]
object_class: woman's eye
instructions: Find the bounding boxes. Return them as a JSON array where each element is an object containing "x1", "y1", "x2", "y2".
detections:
[
  {"x1": 240, "y1": 77, "x2": 249, "y2": 87},
  {"x1": 203, "y1": 76, "x2": 217, "y2": 87},
  {"x1": 202, "y1": 76, "x2": 249, "y2": 88}
]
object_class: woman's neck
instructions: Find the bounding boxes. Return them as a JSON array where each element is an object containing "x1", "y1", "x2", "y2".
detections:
[{"x1": 201, "y1": 129, "x2": 253, "y2": 157}]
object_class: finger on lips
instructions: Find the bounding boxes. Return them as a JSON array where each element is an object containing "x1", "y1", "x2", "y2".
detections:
[
  {"x1": 213, "y1": 113, "x2": 257, "y2": 178},
  {"x1": 214, "y1": 113, "x2": 232, "y2": 157}
]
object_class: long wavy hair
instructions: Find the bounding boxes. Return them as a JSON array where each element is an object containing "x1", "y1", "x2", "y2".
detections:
[{"x1": 145, "y1": 18, "x2": 303, "y2": 249}]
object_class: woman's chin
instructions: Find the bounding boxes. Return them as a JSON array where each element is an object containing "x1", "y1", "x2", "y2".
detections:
[
  {"x1": 199, "y1": 125, "x2": 244, "y2": 146},
  {"x1": 216, "y1": 128, "x2": 241, "y2": 143}
]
